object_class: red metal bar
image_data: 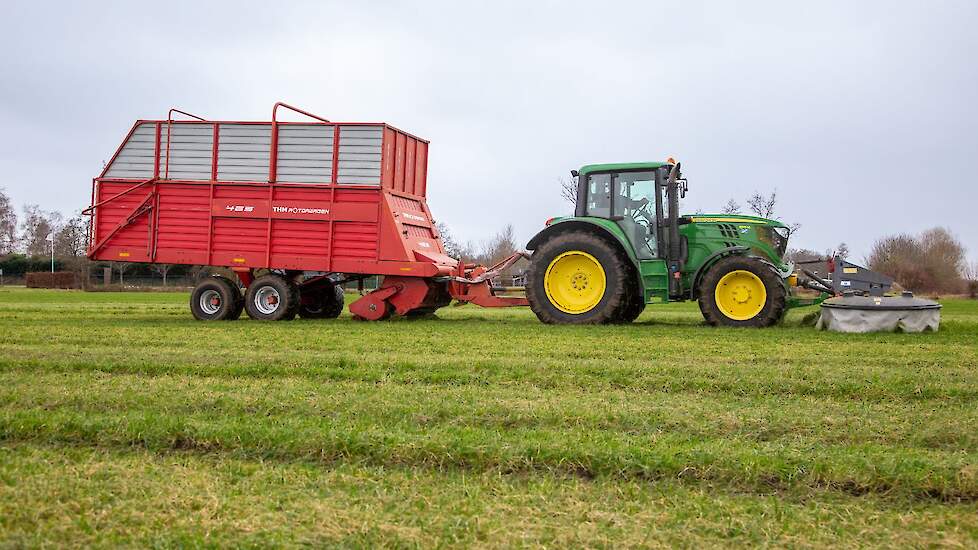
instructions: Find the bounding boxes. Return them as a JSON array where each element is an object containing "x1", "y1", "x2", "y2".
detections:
[
  {"x1": 265, "y1": 183, "x2": 274, "y2": 267},
  {"x1": 88, "y1": 191, "x2": 156, "y2": 258},
  {"x1": 168, "y1": 108, "x2": 206, "y2": 122},
  {"x1": 153, "y1": 123, "x2": 161, "y2": 178},
  {"x1": 211, "y1": 123, "x2": 220, "y2": 181},
  {"x1": 81, "y1": 178, "x2": 156, "y2": 216},
  {"x1": 272, "y1": 102, "x2": 330, "y2": 124},
  {"x1": 205, "y1": 180, "x2": 215, "y2": 265}
]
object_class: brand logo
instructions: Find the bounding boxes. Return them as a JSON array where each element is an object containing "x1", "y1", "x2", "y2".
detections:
[
  {"x1": 272, "y1": 206, "x2": 329, "y2": 215},
  {"x1": 226, "y1": 205, "x2": 255, "y2": 213},
  {"x1": 417, "y1": 241, "x2": 431, "y2": 248},
  {"x1": 402, "y1": 212, "x2": 426, "y2": 222}
]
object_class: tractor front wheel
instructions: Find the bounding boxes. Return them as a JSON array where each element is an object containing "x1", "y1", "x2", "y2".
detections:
[
  {"x1": 526, "y1": 231, "x2": 630, "y2": 324},
  {"x1": 699, "y1": 255, "x2": 785, "y2": 327}
]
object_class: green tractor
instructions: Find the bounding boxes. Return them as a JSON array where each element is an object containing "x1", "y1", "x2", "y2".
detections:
[{"x1": 525, "y1": 159, "x2": 809, "y2": 326}]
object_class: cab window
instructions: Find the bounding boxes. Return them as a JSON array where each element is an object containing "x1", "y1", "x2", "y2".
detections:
[
  {"x1": 585, "y1": 173, "x2": 612, "y2": 217},
  {"x1": 613, "y1": 171, "x2": 657, "y2": 259}
]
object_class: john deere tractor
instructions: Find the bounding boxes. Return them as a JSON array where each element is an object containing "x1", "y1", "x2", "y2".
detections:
[{"x1": 525, "y1": 160, "x2": 807, "y2": 326}]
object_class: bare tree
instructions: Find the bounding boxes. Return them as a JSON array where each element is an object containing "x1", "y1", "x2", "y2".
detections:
[
  {"x1": 152, "y1": 264, "x2": 172, "y2": 286},
  {"x1": 868, "y1": 227, "x2": 965, "y2": 293},
  {"x1": 0, "y1": 188, "x2": 16, "y2": 255},
  {"x1": 721, "y1": 199, "x2": 741, "y2": 214},
  {"x1": 20, "y1": 205, "x2": 62, "y2": 257},
  {"x1": 746, "y1": 191, "x2": 777, "y2": 219},
  {"x1": 479, "y1": 224, "x2": 518, "y2": 266},
  {"x1": 965, "y1": 260, "x2": 978, "y2": 298},
  {"x1": 745, "y1": 189, "x2": 801, "y2": 234},
  {"x1": 54, "y1": 214, "x2": 88, "y2": 257},
  {"x1": 115, "y1": 262, "x2": 132, "y2": 286},
  {"x1": 559, "y1": 177, "x2": 578, "y2": 208},
  {"x1": 435, "y1": 221, "x2": 476, "y2": 262}
]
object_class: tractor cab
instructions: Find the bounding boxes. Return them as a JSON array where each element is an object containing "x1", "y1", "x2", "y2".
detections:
[{"x1": 572, "y1": 161, "x2": 684, "y2": 264}]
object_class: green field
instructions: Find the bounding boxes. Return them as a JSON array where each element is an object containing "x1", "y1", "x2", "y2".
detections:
[{"x1": 1, "y1": 287, "x2": 977, "y2": 547}]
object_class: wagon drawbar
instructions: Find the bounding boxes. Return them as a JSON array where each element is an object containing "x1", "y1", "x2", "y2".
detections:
[{"x1": 85, "y1": 103, "x2": 527, "y2": 321}]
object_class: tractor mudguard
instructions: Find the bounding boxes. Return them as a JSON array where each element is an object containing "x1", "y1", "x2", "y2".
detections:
[
  {"x1": 527, "y1": 219, "x2": 640, "y2": 266},
  {"x1": 689, "y1": 246, "x2": 750, "y2": 299}
]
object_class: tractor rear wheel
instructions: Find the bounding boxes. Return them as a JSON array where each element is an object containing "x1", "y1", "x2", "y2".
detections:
[
  {"x1": 245, "y1": 274, "x2": 300, "y2": 321},
  {"x1": 526, "y1": 231, "x2": 630, "y2": 324},
  {"x1": 616, "y1": 290, "x2": 646, "y2": 323},
  {"x1": 698, "y1": 255, "x2": 786, "y2": 327},
  {"x1": 298, "y1": 281, "x2": 345, "y2": 319},
  {"x1": 190, "y1": 276, "x2": 243, "y2": 321}
]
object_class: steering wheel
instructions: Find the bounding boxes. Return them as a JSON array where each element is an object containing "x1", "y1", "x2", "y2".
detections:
[{"x1": 631, "y1": 197, "x2": 655, "y2": 226}]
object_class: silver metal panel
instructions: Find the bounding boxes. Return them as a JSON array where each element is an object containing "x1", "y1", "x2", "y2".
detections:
[
  {"x1": 213, "y1": 172, "x2": 268, "y2": 182},
  {"x1": 105, "y1": 122, "x2": 157, "y2": 178},
  {"x1": 339, "y1": 175, "x2": 382, "y2": 184},
  {"x1": 217, "y1": 125, "x2": 270, "y2": 181},
  {"x1": 157, "y1": 123, "x2": 214, "y2": 180},
  {"x1": 277, "y1": 152, "x2": 333, "y2": 161},
  {"x1": 338, "y1": 161, "x2": 381, "y2": 169},
  {"x1": 273, "y1": 124, "x2": 334, "y2": 184},
  {"x1": 336, "y1": 125, "x2": 382, "y2": 185}
]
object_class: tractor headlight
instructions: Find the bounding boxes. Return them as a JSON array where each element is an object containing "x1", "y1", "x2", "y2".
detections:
[{"x1": 769, "y1": 226, "x2": 789, "y2": 258}]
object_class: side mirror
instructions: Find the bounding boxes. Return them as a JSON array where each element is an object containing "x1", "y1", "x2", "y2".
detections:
[
  {"x1": 677, "y1": 178, "x2": 688, "y2": 199},
  {"x1": 570, "y1": 170, "x2": 579, "y2": 178}
]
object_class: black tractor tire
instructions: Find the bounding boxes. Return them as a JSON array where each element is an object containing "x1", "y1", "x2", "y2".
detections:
[
  {"x1": 526, "y1": 231, "x2": 631, "y2": 325},
  {"x1": 616, "y1": 290, "x2": 646, "y2": 323},
  {"x1": 244, "y1": 274, "x2": 300, "y2": 321},
  {"x1": 698, "y1": 255, "x2": 786, "y2": 328},
  {"x1": 298, "y1": 282, "x2": 345, "y2": 319},
  {"x1": 190, "y1": 276, "x2": 243, "y2": 321}
]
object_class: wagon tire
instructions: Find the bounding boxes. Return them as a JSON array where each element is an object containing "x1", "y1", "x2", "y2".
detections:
[
  {"x1": 190, "y1": 277, "x2": 243, "y2": 321},
  {"x1": 245, "y1": 274, "x2": 300, "y2": 321},
  {"x1": 526, "y1": 230, "x2": 630, "y2": 325},
  {"x1": 698, "y1": 255, "x2": 785, "y2": 328},
  {"x1": 299, "y1": 282, "x2": 345, "y2": 319}
]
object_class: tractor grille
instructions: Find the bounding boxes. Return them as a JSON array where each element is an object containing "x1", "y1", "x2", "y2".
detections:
[{"x1": 717, "y1": 224, "x2": 740, "y2": 239}]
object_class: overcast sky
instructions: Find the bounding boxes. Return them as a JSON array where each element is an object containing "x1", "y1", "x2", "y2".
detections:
[{"x1": 1, "y1": 1, "x2": 976, "y2": 262}]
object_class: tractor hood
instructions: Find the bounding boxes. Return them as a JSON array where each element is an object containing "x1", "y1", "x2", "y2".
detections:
[
  {"x1": 683, "y1": 214, "x2": 787, "y2": 228},
  {"x1": 681, "y1": 214, "x2": 792, "y2": 266}
]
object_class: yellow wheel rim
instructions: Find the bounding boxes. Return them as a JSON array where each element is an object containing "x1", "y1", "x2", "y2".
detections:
[
  {"x1": 544, "y1": 251, "x2": 607, "y2": 314},
  {"x1": 714, "y1": 270, "x2": 767, "y2": 321}
]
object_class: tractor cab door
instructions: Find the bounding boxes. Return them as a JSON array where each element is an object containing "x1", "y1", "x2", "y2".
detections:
[{"x1": 611, "y1": 171, "x2": 658, "y2": 260}]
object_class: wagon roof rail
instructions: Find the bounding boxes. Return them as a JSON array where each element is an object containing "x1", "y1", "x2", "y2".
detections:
[{"x1": 272, "y1": 102, "x2": 330, "y2": 124}]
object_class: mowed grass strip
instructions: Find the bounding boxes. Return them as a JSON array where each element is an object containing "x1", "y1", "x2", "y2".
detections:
[
  {"x1": 2, "y1": 443, "x2": 977, "y2": 548},
  {"x1": 2, "y1": 288, "x2": 978, "y2": 545}
]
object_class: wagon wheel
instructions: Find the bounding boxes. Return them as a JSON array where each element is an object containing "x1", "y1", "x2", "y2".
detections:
[
  {"x1": 190, "y1": 276, "x2": 243, "y2": 321},
  {"x1": 244, "y1": 274, "x2": 300, "y2": 321},
  {"x1": 299, "y1": 282, "x2": 345, "y2": 319}
]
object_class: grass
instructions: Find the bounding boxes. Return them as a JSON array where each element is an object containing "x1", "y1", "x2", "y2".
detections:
[{"x1": 1, "y1": 286, "x2": 977, "y2": 547}]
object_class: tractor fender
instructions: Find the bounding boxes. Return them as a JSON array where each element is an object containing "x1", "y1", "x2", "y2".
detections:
[
  {"x1": 526, "y1": 219, "x2": 643, "y2": 290},
  {"x1": 689, "y1": 246, "x2": 750, "y2": 299}
]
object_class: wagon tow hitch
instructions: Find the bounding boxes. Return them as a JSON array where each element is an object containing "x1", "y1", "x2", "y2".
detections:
[
  {"x1": 348, "y1": 251, "x2": 531, "y2": 321},
  {"x1": 445, "y1": 251, "x2": 530, "y2": 308}
]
